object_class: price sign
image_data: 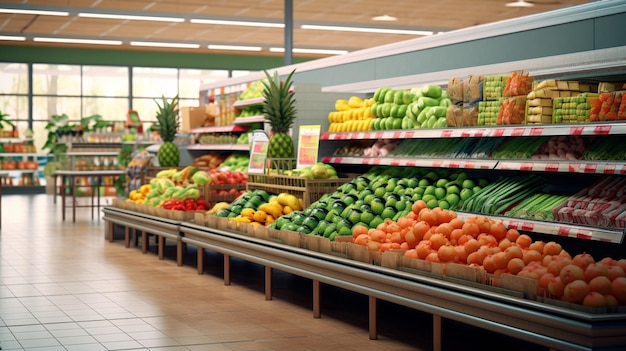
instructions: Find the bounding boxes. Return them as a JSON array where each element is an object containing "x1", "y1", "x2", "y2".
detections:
[
  {"x1": 583, "y1": 163, "x2": 598, "y2": 173},
  {"x1": 569, "y1": 126, "x2": 584, "y2": 135},
  {"x1": 594, "y1": 125, "x2": 612, "y2": 135},
  {"x1": 406, "y1": 160, "x2": 416, "y2": 167},
  {"x1": 508, "y1": 220, "x2": 520, "y2": 229},
  {"x1": 545, "y1": 163, "x2": 560, "y2": 172},
  {"x1": 390, "y1": 159, "x2": 400, "y2": 166},
  {"x1": 521, "y1": 222, "x2": 535, "y2": 231},
  {"x1": 460, "y1": 131, "x2": 471, "y2": 137},
  {"x1": 529, "y1": 127, "x2": 544, "y2": 136},
  {"x1": 441, "y1": 130, "x2": 452, "y2": 138},
  {"x1": 449, "y1": 161, "x2": 460, "y2": 168},
  {"x1": 604, "y1": 164, "x2": 616, "y2": 174},
  {"x1": 296, "y1": 125, "x2": 321, "y2": 170},
  {"x1": 512, "y1": 128, "x2": 525, "y2": 136},
  {"x1": 492, "y1": 128, "x2": 505, "y2": 137},
  {"x1": 520, "y1": 163, "x2": 534, "y2": 171},
  {"x1": 475, "y1": 129, "x2": 486, "y2": 137},
  {"x1": 247, "y1": 130, "x2": 269, "y2": 174},
  {"x1": 557, "y1": 227, "x2": 570, "y2": 236}
]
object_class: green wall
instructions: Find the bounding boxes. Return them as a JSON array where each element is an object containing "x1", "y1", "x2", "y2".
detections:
[{"x1": 0, "y1": 45, "x2": 314, "y2": 70}]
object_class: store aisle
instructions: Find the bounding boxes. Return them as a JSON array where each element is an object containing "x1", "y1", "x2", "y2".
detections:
[{"x1": 0, "y1": 195, "x2": 546, "y2": 351}]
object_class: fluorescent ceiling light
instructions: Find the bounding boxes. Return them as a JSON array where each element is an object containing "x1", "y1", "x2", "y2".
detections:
[
  {"x1": 301, "y1": 24, "x2": 432, "y2": 36},
  {"x1": 79, "y1": 12, "x2": 184, "y2": 22},
  {"x1": 270, "y1": 47, "x2": 348, "y2": 55},
  {"x1": 0, "y1": 35, "x2": 26, "y2": 41},
  {"x1": 506, "y1": 0, "x2": 535, "y2": 7},
  {"x1": 34, "y1": 37, "x2": 122, "y2": 45},
  {"x1": 208, "y1": 45, "x2": 262, "y2": 51},
  {"x1": 131, "y1": 41, "x2": 200, "y2": 49},
  {"x1": 0, "y1": 8, "x2": 68, "y2": 16},
  {"x1": 372, "y1": 14, "x2": 398, "y2": 21},
  {"x1": 190, "y1": 18, "x2": 284, "y2": 28}
]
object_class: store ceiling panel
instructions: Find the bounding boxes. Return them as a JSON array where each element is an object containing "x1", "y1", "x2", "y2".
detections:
[{"x1": 0, "y1": 0, "x2": 593, "y2": 57}]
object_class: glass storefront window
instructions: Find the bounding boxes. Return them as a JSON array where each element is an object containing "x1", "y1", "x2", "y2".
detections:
[
  {"x1": 82, "y1": 66, "x2": 129, "y2": 97},
  {"x1": 0, "y1": 63, "x2": 28, "y2": 94},
  {"x1": 33, "y1": 64, "x2": 81, "y2": 96},
  {"x1": 132, "y1": 67, "x2": 178, "y2": 98}
]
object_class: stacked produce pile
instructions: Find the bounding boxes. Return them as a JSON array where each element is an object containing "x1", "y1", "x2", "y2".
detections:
[
  {"x1": 553, "y1": 93, "x2": 598, "y2": 123},
  {"x1": 127, "y1": 166, "x2": 210, "y2": 212},
  {"x1": 237, "y1": 79, "x2": 265, "y2": 100},
  {"x1": 460, "y1": 174, "x2": 546, "y2": 215},
  {"x1": 192, "y1": 153, "x2": 228, "y2": 169},
  {"x1": 348, "y1": 202, "x2": 626, "y2": 308},
  {"x1": 237, "y1": 106, "x2": 264, "y2": 118},
  {"x1": 530, "y1": 135, "x2": 590, "y2": 160},
  {"x1": 581, "y1": 135, "x2": 626, "y2": 161},
  {"x1": 477, "y1": 100, "x2": 503, "y2": 126},
  {"x1": 218, "y1": 154, "x2": 250, "y2": 172},
  {"x1": 197, "y1": 134, "x2": 237, "y2": 144},
  {"x1": 205, "y1": 169, "x2": 247, "y2": 200},
  {"x1": 553, "y1": 176, "x2": 626, "y2": 229},
  {"x1": 505, "y1": 193, "x2": 569, "y2": 220},
  {"x1": 525, "y1": 80, "x2": 598, "y2": 124},
  {"x1": 213, "y1": 189, "x2": 303, "y2": 227},
  {"x1": 288, "y1": 162, "x2": 338, "y2": 179},
  {"x1": 590, "y1": 90, "x2": 626, "y2": 121},
  {"x1": 363, "y1": 139, "x2": 400, "y2": 157},
  {"x1": 332, "y1": 140, "x2": 376, "y2": 157},
  {"x1": 269, "y1": 167, "x2": 489, "y2": 240},
  {"x1": 327, "y1": 96, "x2": 375, "y2": 132}
]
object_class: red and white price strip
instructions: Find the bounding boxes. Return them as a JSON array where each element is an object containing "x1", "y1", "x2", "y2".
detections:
[
  {"x1": 504, "y1": 220, "x2": 535, "y2": 232},
  {"x1": 557, "y1": 226, "x2": 593, "y2": 240}
]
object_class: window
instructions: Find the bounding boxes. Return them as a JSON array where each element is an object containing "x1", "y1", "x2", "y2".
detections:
[
  {"x1": 33, "y1": 64, "x2": 81, "y2": 96},
  {"x1": 132, "y1": 67, "x2": 178, "y2": 98},
  {"x1": 82, "y1": 66, "x2": 128, "y2": 97},
  {"x1": 0, "y1": 63, "x2": 29, "y2": 125}
]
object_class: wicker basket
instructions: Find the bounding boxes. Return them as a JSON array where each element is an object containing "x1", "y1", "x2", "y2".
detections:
[
  {"x1": 204, "y1": 183, "x2": 246, "y2": 205},
  {"x1": 246, "y1": 174, "x2": 353, "y2": 208}
]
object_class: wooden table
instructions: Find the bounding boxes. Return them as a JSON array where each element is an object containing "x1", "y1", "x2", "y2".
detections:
[{"x1": 56, "y1": 170, "x2": 124, "y2": 222}]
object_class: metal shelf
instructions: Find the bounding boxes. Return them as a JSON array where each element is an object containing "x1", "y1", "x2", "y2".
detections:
[
  {"x1": 232, "y1": 97, "x2": 265, "y2": 108},
  {"x1": 320, "y1": 123, "x2": 626, "y2": 140},
  {"x1": 190, "y1": 125, "x2": 249, "y2": 134},
  {"x1": 187, "y1": 144, "x2": 249, "y2": 151},
  {"x1": 233, "y1": 115, "x2": 267, "y2": 125}
]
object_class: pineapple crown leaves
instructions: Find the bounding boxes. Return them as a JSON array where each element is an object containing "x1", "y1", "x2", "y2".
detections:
[
  {"x1": 261, "y1": 69, "x2": 297, "y2": 134},
  {"x1": 154, "y1": 95, "x2": 180, "y2": 142}
]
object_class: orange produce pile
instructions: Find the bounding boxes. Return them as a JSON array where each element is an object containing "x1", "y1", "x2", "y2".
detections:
[{"x1": 351, "y1": 200, "x2": 626, "y2": 307}]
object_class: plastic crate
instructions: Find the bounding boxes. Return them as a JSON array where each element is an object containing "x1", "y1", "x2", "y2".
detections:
[{"x1": 246, "y1": 174, "x2": 353, "y2": 207}]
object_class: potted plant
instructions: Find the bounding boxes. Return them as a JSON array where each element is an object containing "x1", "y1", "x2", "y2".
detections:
[
  {"x1": 42, "y1": 114, "x2": 75, "y2": 194},
  {"x1": 0, "y1": 109, "x2": 16, "y2": 138}
]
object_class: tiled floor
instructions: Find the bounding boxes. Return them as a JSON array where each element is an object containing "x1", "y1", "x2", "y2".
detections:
[{"x1": 0, "y1": 194, "x2": 548, "y2": 351}]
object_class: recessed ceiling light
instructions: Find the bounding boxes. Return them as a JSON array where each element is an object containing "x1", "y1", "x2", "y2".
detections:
[
  {"x1": 506, "y1": 0, "x2": 535, "y2": 7},
  {"x1": 0, "y1": 8, "x2": 68, "y2": 16},
  {"x1": 208, "y1": 45, "x2": 263, "y2": 51},
  {"x1": 131, "y1": 41, "x2": 200, "y2": 49},
  {"x1": 190, "y1": 19, "x2": 284, "y2": 28},
  {"x1": 33, "y1": 37, "x2": 122, "y2": 45},
  {"x1": 270, "y1": 47, "x2": 348, "y2": 55},
  {"x1": 79, "y1": 13, "x2": 185, "y2": 22},
  {"x1": 301, "y1": 24, "x2": 432, "y2": 36},
  {"x1": 0, "y1": 35, "x2": 26, "y2": 41},
  {"x1": 372, "y1": 14, "x2": 397, "y2": 21}
]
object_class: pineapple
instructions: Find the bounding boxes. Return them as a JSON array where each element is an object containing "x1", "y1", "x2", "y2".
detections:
[
  {"x1": 155, "y1": 95, "x2": 180, "y2": 167},
  {"x1": 262, "y1": 69, "x2": 297, "y2": 160}
]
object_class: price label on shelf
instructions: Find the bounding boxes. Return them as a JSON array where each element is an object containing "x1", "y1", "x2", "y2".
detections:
[
  {"x1": 432, "y1": 160, "x2": 443, "y2": 168},
  {"x1": 492, "y1": 128, "x2": 505, "y2": 137},
  {"x1": 449, "y1": 161, "x2": 460, "y2": 168},
  {"x1": 460, "y1": 131, "x2": 472, "y2": 138},
  {"x1": 594, "y1": 125, "x2": 612, "y2": 135},
  {"x1": 390, "y1": 159, "x2": 400, "y2": 166},
  {"x1": 507, "y1": 220, "x2": 520, "y2": 229},
  {"x1": 569, "y1": 126, "x2": 584, "y2": 135},
  {"x1": 520, "y1": 163, "x2": 534, "y2": 171},
  {"x1": 361, "y1": 158, "x2": 370, "y2": 165},
  {"x1": 465, "y1": 162, "x2": 475, "y2": 169},
  {"x1": 604, "y1": 164, "x2": 616, "y2": 174},
  {"x1": 333, "y1": 157, "x2": 343, "y2": 164},
  {"x1": 521, "y1": 222, "x2": 535, "y2": 231},
  {"x1": 545, "y1": 163, "x2": 560, "y2": 172},
  {"x1": 405, "y1": 160, "x2": 416, "y2": 167},
  {"x1": 583, "y1": 163, "x2": 598, "y2": 173},
  {"x1": 356, "y1": 132, "x2": 365, "y2": 139},
  {"x1": 372, "y1": 158, "x2": 381, "y2": 165},
  {"x1": 512, "y1": 128, "x2": 525, "y2": 136},
  {"x1": 529, "y1": 127, "x2": 544, "y2": 136},
  {"x1": 474, "y1": 129, "x2": 486, "y2": 137},
  {"x1": 440, "y1": 130, "x2": 452, "y2": 138},
  {"x1": 557, "y1": 226, "x2": 571, "y2": 237}
]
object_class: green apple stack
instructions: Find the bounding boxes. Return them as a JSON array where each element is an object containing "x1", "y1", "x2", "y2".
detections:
[
  {"x1": 270, "y1": 166, "x2": 489, "y2": 241},
  {"x1": 478, "y1": 99, "x2": 504, "y2": 126},
  {"x1": 369, "y1": 87, "x2": 414, "y2": 131}
]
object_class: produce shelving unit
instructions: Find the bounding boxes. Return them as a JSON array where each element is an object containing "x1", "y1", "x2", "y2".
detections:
[
  {"x1": 186, "y1": 144, "x2": 250, "y2": 151},
  {"x1": 129, "y1": 2, "x2": 626, "y2": 350},
  {"x1": 101, "y1": 207, "x2": 626, "y2": 351}
]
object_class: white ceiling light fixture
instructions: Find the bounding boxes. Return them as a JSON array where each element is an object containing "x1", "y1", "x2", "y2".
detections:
[
  {"x1": 190, "y1": 18, "x2": 284, "y2": 28},
  {"x1": 506, "y1": 0, "x2": 535, "y2": 7},
  {"x1": 79, "y1": 13, "x2": 185, "y2": 23},
  {"x1": 131, "y1": 41, "x2": 200, "y2": 49},
  {"x1": 0, "y1": 8, "x2": 69, "y2": 16},
  {"x1": 372, "y1": 14, "x2": 398, "y2": 21},
  {"x1": 270, "y1": 47, "x2": 348, "y2": 55},
  {"x1": 301, "y1": 24, "x2": 433, "y2": 36},
  {"x1": 0, "y1": 35, "x2": 26, "y2": 41},
  {"x1": 34, "y1": 37, "x2": 122, "y2": 45},
  {"x1": 208, "y1": 45, "x2": 263, "y2": 52}
]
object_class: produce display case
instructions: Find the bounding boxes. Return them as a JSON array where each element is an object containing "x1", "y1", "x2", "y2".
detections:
[{"x1": 204, "y1": 183, "x2": 246, "y2": 205}]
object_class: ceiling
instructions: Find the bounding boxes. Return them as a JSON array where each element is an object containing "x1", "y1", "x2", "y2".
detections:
[{"x1": 0, "y1": 0, "x2": 594, "y2": 57}]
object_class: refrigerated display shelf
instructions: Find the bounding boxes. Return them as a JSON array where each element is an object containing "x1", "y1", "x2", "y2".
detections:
[
  {"x1": 101, "y1": 206, "x2": 626, "y2": 351},
  {"x1": 187, "y1": 143, "x2": 249, "y2": 151},
  {"x1": 320, "y1": 123, "x2": 626, "y2": 141},
  {"x1": 190, "y1": 125, "x2": 249, "y2": 134}
]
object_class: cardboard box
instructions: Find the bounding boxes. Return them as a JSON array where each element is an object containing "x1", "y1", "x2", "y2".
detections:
[{"x1": 180, "y1": 107, "x2": 206, "y2": 132}]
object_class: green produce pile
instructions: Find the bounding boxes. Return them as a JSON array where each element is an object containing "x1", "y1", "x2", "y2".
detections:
[
  {"x1": 238, "y1": 79, "x2": 265, "y2": 100},
  {"x1": 490, "y1": 137, "x2": 549, "y2": 159},
  {"x1": 582, "y1": 135, "x2": 626, "y2": 160},
  {"x1": 460, "y1": 174, "x2": 545, "y2": 215},
  {"x1": 270, "y1": 166, "x2": 489, "y2": 240},
  {"x1": 238, "y1": 106, "x2": 264, "y2": 118},
  {"x1": 219, "y1": 154, "x2": 249, "y2": 172},
  {"x1": 505, "y1": 193, "x2": 569, "y2": 221},
  {"x1": 388, "y1": 137, "x2": 506, "y2": 159}
]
